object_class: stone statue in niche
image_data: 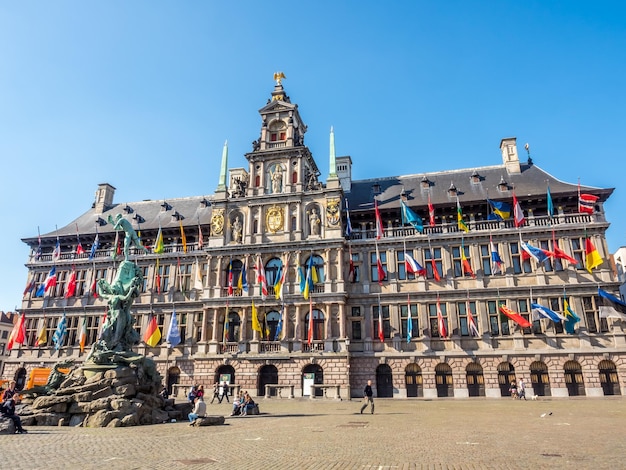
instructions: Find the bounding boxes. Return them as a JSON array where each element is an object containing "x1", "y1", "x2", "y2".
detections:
[
  {"x1": 270, "y1": 165, "x2": 283, "y2": 194},
  {"x1": 309, "y1": 208, "x2": 321, "y2": 236},
  {"x1": 232, "y1": 215, "x2": 243, "y2": 243}
]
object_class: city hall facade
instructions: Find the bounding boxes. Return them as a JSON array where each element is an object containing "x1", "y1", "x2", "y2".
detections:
[{"x1": 3, "y1": 79, "x2": 624, "y2": 399}]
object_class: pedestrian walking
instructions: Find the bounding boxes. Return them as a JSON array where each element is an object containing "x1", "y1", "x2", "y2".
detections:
[
  {"x1": 517, "y1": 378, "x2": 527, "y2": 400},
  {"x1": 219, "y1": 381, "x2": 230, "y2": 403},
  {"x1": 360, "y1": 379, "x2": 374, "y2": 414},
  {"x1": 210, "y1": 382, "x2": 220, "y2": 404}
]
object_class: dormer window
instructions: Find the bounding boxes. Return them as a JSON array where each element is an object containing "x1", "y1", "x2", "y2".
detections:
[
  {"x1": 269, "y1": 120, "x2": 287, "y2": 142},
  {"x1": 421, "y1": 176, "x2": 431, "y2": 189},
  {"x1": 498, "y1": 176, "x2": 509, "y2": 192},
  {"x1": 471, "y1": 170, "x2": 481, "y2": 184},
  {"x1": 448, "y1": 182, "x2": 457, "y2": 197}
]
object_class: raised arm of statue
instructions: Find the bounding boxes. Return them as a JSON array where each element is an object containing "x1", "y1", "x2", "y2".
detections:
[{"x1": 108, "y1": 213, "x2": 148, "y2": 260}]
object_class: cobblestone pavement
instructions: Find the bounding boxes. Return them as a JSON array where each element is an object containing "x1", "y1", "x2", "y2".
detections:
[{"x1": 2, "y1": 396, "x2": 625, "y2": 470}]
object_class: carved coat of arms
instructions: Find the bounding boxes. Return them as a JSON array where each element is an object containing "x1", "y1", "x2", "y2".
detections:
[{"x1": 326, "y1": 198, "x2": 340, "y2": 226}]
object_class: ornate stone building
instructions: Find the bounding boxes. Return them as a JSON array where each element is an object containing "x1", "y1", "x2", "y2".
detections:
[{"x1": 3, "y1": 79, "x2": 624, "y2": 399}]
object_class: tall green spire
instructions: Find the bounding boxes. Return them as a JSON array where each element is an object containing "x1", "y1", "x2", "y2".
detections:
[
  {"x1": 329, "y1": 126, "x2": 337, "y2": 178},
  {"x1": 217, "y1": 140, "x2": 228, "y2": 191}
]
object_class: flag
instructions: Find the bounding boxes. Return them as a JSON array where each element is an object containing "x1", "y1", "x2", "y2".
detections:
[
  {"x1": 274, "y1": 307, "x2": 283, "y2": 341},
  {"x1": 563, "y1": 297, "x2": 580, "y2": 334},
  {"x1": 579, "y1": 193, "x2": 598, "y2": 214},
  {"x1": 153, "y1": 226, "x2": 164, "y2": 254},
  {"x1": 308, "y1": 296, "x2": 314, "y2": 344},
  {"x1": 437, "y1": 297, "x2": 447, "y2": 338},
  {"x1": 513, "y1": 192, "x2": 525, "y2": 228},
  {"x1": 263, "y1": 313, "x2": 270, "y2": 340},
  {"x1": 377, "y1": 298, "x2": 384, "y2": 342},
  {"x1": 428, "y1": 194, "x2": 435, "y2": 227},
  {"x1": 228, "y1": 260, "x2": 234, "y2": 295},
  {"x1": 90, "y1": 275, "x2": 99, "y2": 298},
  {"x1": 303, "y1": 256, "x2": 314, "y2": 299},
  {"x1": 547, "y1": 186, "x2": 554, "y2": 218},
  {"x1": 179, "y1": 220, "x2": 187, "y2": 253},
  {"x1": 223, "y1": 310, "x2": 229, "y2": 344},
  {"x1": 36, "y1": 267, "x2": 57, "y2": 297},
  {"x1": 457, "y1": 198, "x2": 469, "y2": 233},
  {"x1": 154, "y1": 258, "x2": 162, "y2": 294},
  {"x1": 374, "y1": 198, "x2": 384, "y2": 239},
  {"x1": 177, "y1": 257, "x2": 185, "y2": 295},
  {"x1": 275, "y1": 255, "x2": 288, "y2": 300},
  {"x1": 251, "y1": 300, "x2": 263, "y2": 333},
  {"x1": 521, "y1": 241, "x2": 552, "y2": 264},
  {"x1": 255, "y1": 255, "x2": 268, "y2": 300},
  {"x1": 23, "y1": 276, "x2": 36, "y2": 297},
  {"x1": 78, "y1": 316, "x2": 88, "y2": 353},
  {"x1": 238, "y1": 262, "x2": 248, "y2": 292},
  {"x1": 197, "y1": 224, "x2": 204, "y2": 250},
  {"x1": 52, "y1": 236, "x2": 61, "y2": 261},
  {"x1": 75, "y1": 224, "x2": 85, "y2": 256},
  {"x1": 345, "y1": 198, "x2": 353, "y2": 237},
  {"x1": 585, "y1": 237, "x2": 602, "y2": 273},
  {"x1": 53, "y1": 312, "x2": 67, "y2": 350},
  {"x1": 467, "y1": 302, "x2": 479, "y2": 337},
  {"x1": 490, "y1": 237, "x2": 504, "y2": 274},
  {"x1": 461, "y1": 242, "x2": 475, "y2": 278},
  {"x1": 375, "y1": 244, "x2": 385, "y2": 285},
  {"x1": 98, "y1": 311, "x2": 108, "y2": 339},
  {"x1": 499, "y1": 304, "x2": 532, "y2": 328},
  {"x1": 89, "y1": 233, "x2": 99, "y2": 260},
  {"x1": 552, "y1": 240, "x2": 578, "y2": 265},
  {"x1": 35, "y1": 319, "x2": 47, "y2": 347},
  {"x1": 406, "y1": 295, "x2": 412, "y2": 343},
  {"x1": 598, "y1": 289, "x2": 626, "y2": 320},
  {"x1": 35, "y1": 231, "x2": 42, "y2": 260},
  {"x1": 143, "y1": 314, "x2": 161, "y2": 347},
  {"x1": 405, "y1": 252, "x2": 426, "y2": 277},
  {"x1": 430, "y1": 257, "x2": 441, "y2": 282},
  {"x1": 348, "y1": 257, "x2": 356, "y2": 282},
  {"x1": 487, "y1": 199, "x2": 511, "y2": 220},
  {"x1": 65, "y1": 269, "x2": 77, "y2": 298},
  {"x1": 298, "y1": 267, "x2": 306, "y2": 294},
  {"x1": 194, "y1": 259, "x2": 204, "y2": 290},
  {"x1": 7, "y1": 313, "x2": 26, "y2": 350},
  {"x1": 400, "y1": 200, "x2": 423, "y2": 233},
  {"x1": 166, "y1": 309, "x2": 181, "y2": 347},
  {"x1": 531, "y1": 303, "x2": 565, "y2": 322}
]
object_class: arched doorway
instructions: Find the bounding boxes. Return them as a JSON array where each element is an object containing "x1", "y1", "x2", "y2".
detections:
[
  {"x1": 529, "y1": 361, "x2": 551, "y2": 396},
  {"x1": 466, "y1": 362, "x2": 485, "y2": 397},
  {"x1": 599, "y1": 360, "x2": 620, "y2": 396},
  {"x1": 215, "y1": 365, "x2": 236, "y2": 386},
  {"x1": 497, "y1": 362, "x2": 516, "y2": 397},
  {"x1": 405, "y1": 363, "x2": 423, "y2": 398},
  {"x1": 14, "y1": 368, "x2": 27, "y2": 391},
  {"x1": 564, "y1": 360, "x2": 585, "y2": 396},
  {"x1": 376, "y1": 364, "x2": 393, "y2": 398},
  {"x1": 258, "y1": 364, "x2": 278, "y2": 397},
  {"x1": 302, "y1": 364, "x2": 323, "y2": 397},
  {"x1": 166, "y1": 366, "x2": 180, "y2": 396},
  {"x1": 435, "y1": 363, "x2": 453, "y2": 397}
]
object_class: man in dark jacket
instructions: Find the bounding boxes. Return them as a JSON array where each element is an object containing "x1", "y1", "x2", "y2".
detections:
[
  {"x1": 360, "y1": 379, "x2": 374, "y2": 414},
  {"x1": 1, "y1": 382, "x2": 27, "y2": 434}
]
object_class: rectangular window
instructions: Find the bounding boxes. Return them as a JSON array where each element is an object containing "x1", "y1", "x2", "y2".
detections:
[
  {"x1": 452, "y1": 245, "x2": 473, "y2": 278},
  {"x1": 351, "y1": 321, "x2": 362, "y2": 340},
  {"x1": 457, "y1": 301, "x2": 476, "y2": 336},
  {"x1": 425, "y1": 247, "x2": 443, "y2": 280},
  {"x1": 65, "y1": 315, "x2": 80, "y2": 347},
  {"x1": 571, "y1": 238, "x2": 585, "y2": 270},
  {"x1": 350, "y1": 253, "x2": 360, "y2": 283},
  {"x1": 351, "y1": 306, "x2": 361, "y2": 317},
  {"x1": 55, "y1": 270, "x2": 68, "y2": 298},
  {"x1": 488, "y1": 300, "x2": 511, "y2": 336},
  {"x1": 428, "y1": 302, "x2": 447, "y2": 338},
  {"x1": 540, "y1": 240, "x2": 554, "y2": 272},
  {"x1": 370, "y1": 251, "x2": 387, "y2": 283},
  {"x1": 548, "y1": 297, "x2": 565, "y2": 334},
  {"x1": 510, "y1": 242, "x2": 531, "y2": 274},
  {"x1": 397, "y1": 251, "x2": 416, "y2": 281},
  {"x1": 583, "y1": 296, "x2": 609, "y2": 333},
  {"x1": 400, "y1": 302, "x2": 419, "y2": 339},
  {"x1": 24, "y1": 316, "x2": 38, "y2": 346},
  {"x1": 480, "y1": 244, "x2": 492, "y2": 276},
  {"x1": 140, "y1": 266, "x2": 150, "y2": 293},
  {"x1": 372, "y1": 304, "x2": 390, "y2": 340}
]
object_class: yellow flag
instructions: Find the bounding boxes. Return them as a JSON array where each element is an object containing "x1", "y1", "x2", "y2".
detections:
[
  {"x1": 180, "y1": 220, "x2": 187, "y2": 253},
  {"x1": 251, "y1": 301, "x2": 263, "y2": 333},
  {"x1": 35, "y1": 321, "x2": 47, "y2": 347},
  {"x1": 154, "y1": 227, "x2": 164, "y2": 254}
]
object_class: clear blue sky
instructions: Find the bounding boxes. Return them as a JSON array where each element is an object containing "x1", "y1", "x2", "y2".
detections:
[{"x1": 1, "y1": 1, "x2": 625, "y2": 312}]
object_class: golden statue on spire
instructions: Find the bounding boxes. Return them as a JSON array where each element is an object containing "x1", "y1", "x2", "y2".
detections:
[{"x1": 273, "y1": 71, "x2": 286, "y2": 85}]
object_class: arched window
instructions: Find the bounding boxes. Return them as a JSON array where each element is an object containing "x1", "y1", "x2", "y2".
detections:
[
  {"x1": 530, "y1": 361, "x2": 551, "y2": 396},
  {"x1": 265, "y1": 257, "x2": 283, "y2": 288},
  {"x1": 268, "y1": 120, "x2": 287, "y2": 142},
  {"x1": 305, "y1": 309, "x2": 325, "y2": 341},
  {"x1": 266, "y1": 310, "x2": 282, "y2": 341},
  {"x1": 224, "y1": 311, "x2": 240, "y2": 343},
  {"x1": 466, "y1": 362, "x2": 485, "y2": 397},
  {"x1": 564, "y1": 360, "x2": 585, "y2": 396},
  {"x1": 435, "y1": 363, "x2": 453, "y2": 397},
  {"x1": 303, "y1": 254, "x2": 325, "y2": 284}
]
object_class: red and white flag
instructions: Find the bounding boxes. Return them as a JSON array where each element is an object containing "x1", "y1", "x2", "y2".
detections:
[
  {"x1": 513, "y1": 192, "x2": 525, "y2": 228},
  {"x1": 437, "y1": 297, "x2": 447, "y2": 338},
  {"x1": 374, "y1": 198, "x2": 384, "y2": 239}
]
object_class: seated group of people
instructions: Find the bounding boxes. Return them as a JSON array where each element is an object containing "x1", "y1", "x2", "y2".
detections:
[
  {"x1": 1, "y1": 380, "x2": 27, "y2": 434},
  {"x1": 230, "y1": 391, "x2": 255, "y2": 416}
]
